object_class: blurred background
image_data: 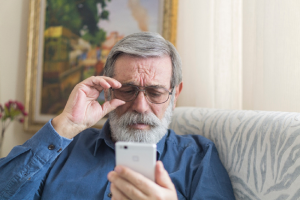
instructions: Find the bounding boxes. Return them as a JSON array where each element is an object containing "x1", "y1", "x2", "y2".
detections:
[{"x1": 1, "y1": 0, "x2": 300, "y2": 156}]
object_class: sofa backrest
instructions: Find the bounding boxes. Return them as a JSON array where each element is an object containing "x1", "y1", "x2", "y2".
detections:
[{"x1": 170, "y1": 107, "x2": 300, "y2": 200}]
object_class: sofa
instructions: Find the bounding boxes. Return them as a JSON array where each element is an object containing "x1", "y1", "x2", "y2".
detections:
[{"x1": 170, "y1": 107, "x2": 300, "y2": 200}]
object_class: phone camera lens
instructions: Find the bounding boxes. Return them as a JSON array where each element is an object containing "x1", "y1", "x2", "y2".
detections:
[{"x1": 124, "y1": 146, "x2": 128, "y2": 149}]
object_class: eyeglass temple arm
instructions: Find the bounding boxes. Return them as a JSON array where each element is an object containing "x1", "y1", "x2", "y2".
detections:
[{"x1": 169, "y1": 87, "x2": 175, "y2": 95}]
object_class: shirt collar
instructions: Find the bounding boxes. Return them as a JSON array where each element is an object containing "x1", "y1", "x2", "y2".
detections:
[
  {"x1": 93, "y1": 120, "x2": 115, "y2": 156},
  {"x1": 156, "y1": 130, "x2": 169, "y2": 159},
  {"x1": 93, "y1": 120, "x2": 170, "y2": 158}
]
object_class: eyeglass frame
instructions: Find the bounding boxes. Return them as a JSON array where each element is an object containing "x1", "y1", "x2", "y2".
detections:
[{"x1": 110, "y1": 84, "x2": 174, "y2": 104}]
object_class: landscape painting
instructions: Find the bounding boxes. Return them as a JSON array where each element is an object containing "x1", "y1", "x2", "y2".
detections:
[
  {"x1": 41, "y1": 0, "x2": 161, "y2": 115},
  {"x1": 25, "y1": 0, "x2": 178, "y2": 131}
]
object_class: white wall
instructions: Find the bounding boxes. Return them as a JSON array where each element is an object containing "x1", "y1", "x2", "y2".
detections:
[
  {"x1": 176, "y1": 0, "x2": 243, "y2": 109},
  {"x1": 176, "y1": 0, "x2": 215, "y2": 107},
  {"x1": 242, "y1": 0, "x2": 300, "y2": 112},
  {"x1": 0, "y1": 0, "x2": 33, "y2": 157},
  {"x1": 177, "y1": 0, "x2": 300, "y2": 113}
]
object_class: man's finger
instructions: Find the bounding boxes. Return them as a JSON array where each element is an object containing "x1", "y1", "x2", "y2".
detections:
[
  {"x1": 155, "y1": 161, "x2": 175, "y2": 190},
  {"x1": 110, "y1": 183, "x2": 129, "y2": 200},
  {"x1": 108, "y1": 171, "x2": 146, "y2": 199},
  {"x1": 83, "y1": 76, "x2": 122, "y2": 89},
  {"x1": 114, "y1": 165, "x2": 157, "y2": 195},
  {"x1": 93, "y1": 85, "x2": 105, "y2": 93},
  {"x1": 101, "y1": 99, "x2": 125, "y2": 116}
]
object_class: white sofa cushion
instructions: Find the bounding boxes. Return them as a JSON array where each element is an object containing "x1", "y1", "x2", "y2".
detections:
[{"x1": 170, "y1": 107, "x2": 300, "y2": 200}]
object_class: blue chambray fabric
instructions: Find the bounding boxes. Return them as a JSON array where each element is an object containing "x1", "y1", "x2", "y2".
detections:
[{"x1": 0, "y1": 120, "x2": 234, "y2": 200}]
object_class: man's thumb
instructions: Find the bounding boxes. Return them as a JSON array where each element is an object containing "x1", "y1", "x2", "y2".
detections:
[
  {"x1": 101, "y1": 99, "x2": 125, "y2": 115},
  {"x1": 155, "y1": 161, "x2": 175, "y2": 189}
]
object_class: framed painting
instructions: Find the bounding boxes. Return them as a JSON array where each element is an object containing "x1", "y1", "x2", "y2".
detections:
[{"x1": 24, "y1": 0, "x2": 178, "y2": 132}]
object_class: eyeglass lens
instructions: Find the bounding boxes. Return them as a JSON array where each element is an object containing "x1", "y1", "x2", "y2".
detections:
[{"x1": 112, "y1": 85, "x2": 171, "y2": 104}]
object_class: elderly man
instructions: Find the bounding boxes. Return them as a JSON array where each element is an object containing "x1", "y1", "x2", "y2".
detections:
[{"x1": 0, "y1": 32, "x2": 234, "y2": 199}]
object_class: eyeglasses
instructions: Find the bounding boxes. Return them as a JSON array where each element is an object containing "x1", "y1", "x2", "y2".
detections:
[{"x1": 110, "y1": 84, "x2": 173, "y2": 104}]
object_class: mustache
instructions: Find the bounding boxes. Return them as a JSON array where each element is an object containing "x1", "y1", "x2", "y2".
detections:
[{"x1": 117, "y1": 111, "x2": 161, "y2": 127}]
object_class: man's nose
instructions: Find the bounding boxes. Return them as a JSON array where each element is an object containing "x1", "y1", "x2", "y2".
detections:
[{"x1": 131, "y1": 90, "x2": 150, "y2": 114}]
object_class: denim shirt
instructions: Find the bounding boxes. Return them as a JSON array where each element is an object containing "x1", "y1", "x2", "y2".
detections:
[{"x1": 0, "y1": 120, "x2": 235, "y2": 200}]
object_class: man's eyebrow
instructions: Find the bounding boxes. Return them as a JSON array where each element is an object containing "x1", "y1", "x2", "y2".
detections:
[
  {"x1": 120, "y1": 82, "x2": 168, "y2": 88},
  {"x1": 121, "y1": 81, "x2": 135, "y2": 85}
]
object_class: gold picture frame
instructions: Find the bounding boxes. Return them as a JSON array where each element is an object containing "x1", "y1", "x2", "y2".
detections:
[{"x1": 24, "y1": 0, "x2": 178, "y2": 132}]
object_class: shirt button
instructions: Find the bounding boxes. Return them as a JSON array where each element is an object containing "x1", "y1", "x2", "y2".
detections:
[
  {"x1": 48, "y1": 144, "x2": 55, "y2": 150},
  {"x1": 107, "y1": 192, "x2": 112, "y2": 198}
]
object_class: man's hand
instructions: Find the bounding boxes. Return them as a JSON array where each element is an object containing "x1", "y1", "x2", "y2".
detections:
[
  {"x1": 107, "y1": 161, "x2": 178, "y2": 200},
  {"x1": 52, "y1": 76, "x2": 125, "y2": 139}
]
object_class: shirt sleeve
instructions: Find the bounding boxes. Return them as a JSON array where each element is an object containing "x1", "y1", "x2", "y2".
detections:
[{"x1": 0, "y1": 119, "x2": 72, "y2": 200}]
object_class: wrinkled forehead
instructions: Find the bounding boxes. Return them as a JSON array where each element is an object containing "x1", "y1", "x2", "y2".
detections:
[{"x1": 113, "y1": 54, "x2": 172, "y2": 88}]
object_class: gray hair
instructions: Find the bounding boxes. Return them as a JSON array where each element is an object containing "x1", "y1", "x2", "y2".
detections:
[{"x1": 103, "y1": 32, "x2": 182, "y2": 88}]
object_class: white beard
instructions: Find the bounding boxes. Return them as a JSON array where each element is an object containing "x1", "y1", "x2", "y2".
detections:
[{"x1": 108, "y1": 99, "x2": 173, "y2": 144}]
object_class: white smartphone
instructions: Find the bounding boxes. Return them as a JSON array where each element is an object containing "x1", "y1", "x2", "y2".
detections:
[{"x1": 115, "y1": 142, "x2": 156, "y2": 182}]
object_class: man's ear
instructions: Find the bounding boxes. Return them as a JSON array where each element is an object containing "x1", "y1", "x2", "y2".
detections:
[{"x1": 173, "y1": 82, "x2": 183, "y2": 109}]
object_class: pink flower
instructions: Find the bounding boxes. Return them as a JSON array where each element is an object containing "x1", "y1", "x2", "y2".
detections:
[
  {"x1": 15, "y1": 101, "x2": 25, "y2": 111},
  {"x1": 1, "y1": 100, "x2": 28, "y2": 137},
  {"x1": 22, "y1": 111, "x2": 28, "y2": 116}
]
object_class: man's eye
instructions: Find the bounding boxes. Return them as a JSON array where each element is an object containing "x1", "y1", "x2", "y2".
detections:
[
  {"x1": 148, "y1": 91, "x2": 162, "y2": 97},
  {"x1": 120, "y1": 90, "x2": 135, "y2": 94}
]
